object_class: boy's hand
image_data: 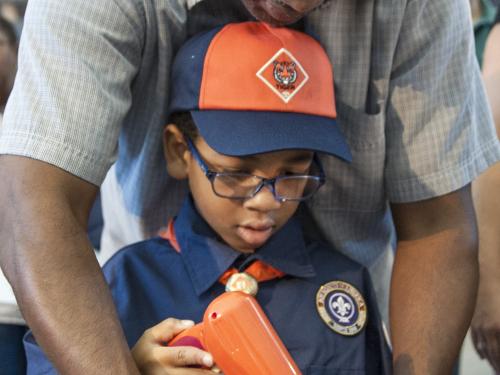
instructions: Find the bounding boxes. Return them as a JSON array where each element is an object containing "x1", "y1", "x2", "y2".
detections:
[{"x1": 132, "y1": 318, "x2": 215, "y2": 374}]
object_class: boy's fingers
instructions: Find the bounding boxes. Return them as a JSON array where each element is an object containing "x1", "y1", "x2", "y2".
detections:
[
  {"x1": 145, "y1": 318, "x2": 195, "y2": 343},
  {"x1": 154, "y1": 346, "x2": 213, "y2": 368}
]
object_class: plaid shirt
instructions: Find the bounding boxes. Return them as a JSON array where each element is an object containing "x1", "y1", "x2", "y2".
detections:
[{"x1": 1, "y1": 0, "x2": 499, "y2": 322}]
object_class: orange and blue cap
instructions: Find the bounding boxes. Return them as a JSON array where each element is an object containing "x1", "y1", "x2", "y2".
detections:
[{"x1": 169, "y1": 22, "x2": 351, "y2": 162}]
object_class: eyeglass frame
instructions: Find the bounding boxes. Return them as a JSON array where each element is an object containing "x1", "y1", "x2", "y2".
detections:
[{"x1": 185, "y1": 137, "x2": 326, "y2": 202}]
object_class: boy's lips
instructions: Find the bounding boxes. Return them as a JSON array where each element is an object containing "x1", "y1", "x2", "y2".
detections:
[{"x1": 236, "y1": 222, "x2": 275, "y2": 248}]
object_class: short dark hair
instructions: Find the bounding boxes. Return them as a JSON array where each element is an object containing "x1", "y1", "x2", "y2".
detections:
[{"x1": 168, "y1": 112, "x2": 199, "y2": 140}]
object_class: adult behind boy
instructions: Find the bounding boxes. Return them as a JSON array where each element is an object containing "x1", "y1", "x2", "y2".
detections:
[
  {"x1": 24, "y1": 21, "x2": 391, "y2": 374},
  {"x1": 0, "y1": 0, "x2": 499, "y2": 374}
]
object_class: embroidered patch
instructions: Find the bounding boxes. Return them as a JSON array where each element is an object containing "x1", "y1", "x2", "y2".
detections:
[
  {"x1": 316, "y1": 280, "x2": 367, "y2": 336},
  {"x1": 256, "y1": 48, "x2": 309, "y2": 103}
]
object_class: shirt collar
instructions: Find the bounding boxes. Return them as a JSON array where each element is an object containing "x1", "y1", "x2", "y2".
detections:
[{"x1": 174, "y1": 196, "x2": 316, "y2": 296}]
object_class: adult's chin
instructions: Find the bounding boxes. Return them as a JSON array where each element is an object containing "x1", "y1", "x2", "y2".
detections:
[{"x1": 240, "y1": 0, "x2": 304, "y2": 26}]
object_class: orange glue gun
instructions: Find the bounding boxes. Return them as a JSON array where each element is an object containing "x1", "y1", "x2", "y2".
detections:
[{"x1": 169, "y1": 291, "x2": 302, "y2": 375}]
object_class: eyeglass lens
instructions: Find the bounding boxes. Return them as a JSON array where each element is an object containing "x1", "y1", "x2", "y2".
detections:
[{"x1": 212, "y1": 174, "x2": 321, "y2": 200}]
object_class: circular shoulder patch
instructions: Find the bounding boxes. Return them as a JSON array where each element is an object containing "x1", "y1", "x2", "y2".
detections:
[{"x1": 316, "y1": 280, "x2": 367, "y2": 336}]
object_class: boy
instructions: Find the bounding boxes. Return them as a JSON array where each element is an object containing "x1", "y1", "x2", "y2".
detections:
[{"x1": 24, "y1": 22, "x2": 391, "y2": 374}]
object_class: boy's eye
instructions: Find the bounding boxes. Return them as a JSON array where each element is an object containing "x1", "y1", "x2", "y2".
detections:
[
  {"x1": 283, "y1": 170, "x2": 304, "y2": 176},
  {"x1": 221, "y1": 168, "x2": 251, "y2": 174},
  {"x1": 282, "y1": 166, "x2": 312, "y2": 176},
  {"x1": 209, "y1": 163, "x2": 247, "y2": 174},
  {"x1": 219, "y1": 168, "x2": 311, "y2": 176}
]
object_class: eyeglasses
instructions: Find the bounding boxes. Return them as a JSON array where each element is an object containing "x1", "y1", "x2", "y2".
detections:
[{"x1": 186, "y1": 138, "x2": 325, "y2": 202}]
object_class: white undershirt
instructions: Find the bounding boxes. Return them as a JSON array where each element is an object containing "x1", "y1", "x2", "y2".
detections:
[{"x1": 0, "y1": 111, "x2": 25, "y2": 324}]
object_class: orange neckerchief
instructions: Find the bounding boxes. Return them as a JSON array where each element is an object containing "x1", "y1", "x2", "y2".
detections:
[{"x1": 159, "y1": 220, "x2": 285, "y2": 284}]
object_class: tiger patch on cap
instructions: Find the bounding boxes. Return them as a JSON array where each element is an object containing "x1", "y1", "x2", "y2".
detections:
[{"x1": 256, "y1": 48, "x2": 309, "y2": 103}]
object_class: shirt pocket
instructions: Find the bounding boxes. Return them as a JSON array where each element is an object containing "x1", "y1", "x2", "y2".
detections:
[
  {"x1": 306, "y1": 365, "x2": 366, "y2": 375},
  {"x1": 308, "y1": 100, "x2": 386, "y2": 212}
]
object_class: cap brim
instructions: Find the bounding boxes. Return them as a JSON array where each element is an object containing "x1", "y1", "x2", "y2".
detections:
[{"x1": 190, "y1": 110, "x2": 352, "y2": 162}]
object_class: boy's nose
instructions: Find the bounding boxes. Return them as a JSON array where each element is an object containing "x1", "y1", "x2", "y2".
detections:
[{"x1": 243, "y1": 185, "x2": 282, "y2": 212}]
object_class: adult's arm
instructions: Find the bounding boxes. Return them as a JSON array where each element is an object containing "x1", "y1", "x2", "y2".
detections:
[
  {"x1": 390, "y1": 185, "x2": 478, "y2": 374},
  {"x1": 383, "y1": 0, "x2": 500, "y2": 373},
  {"x1": 471, "y1": 22, "x2": 500, "y2": 371},
  {"x1": 0, "y1": 156, "x2": 139, "y2": 373},
  {"x1": 0, "y1": 0, "x2": 145, "y2": 372}
]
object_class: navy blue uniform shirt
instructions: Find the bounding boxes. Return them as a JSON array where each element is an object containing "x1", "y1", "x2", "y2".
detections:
[{"x1": 24, "y1": 197, "x2": 391, "y2": 374}]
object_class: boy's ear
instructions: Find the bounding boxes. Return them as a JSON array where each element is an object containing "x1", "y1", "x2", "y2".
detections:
[{"x1": 163, "y1": 124, "x2": 190, "y2": 180}]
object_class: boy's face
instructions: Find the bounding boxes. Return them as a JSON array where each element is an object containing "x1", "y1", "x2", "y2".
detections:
[{"x1": 164, "y1": 125, "x2": 315, "y2": 253}]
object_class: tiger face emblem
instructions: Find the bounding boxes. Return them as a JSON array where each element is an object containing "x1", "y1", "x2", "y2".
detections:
[
  {"x1": 273, "y1": 60, "x2": 297, "y2": 88},
  {"x1": 257, "y1": 48, "x2": 309, "y2": 103}
]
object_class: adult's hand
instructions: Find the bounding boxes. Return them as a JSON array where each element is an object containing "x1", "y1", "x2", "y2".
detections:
[
  {"x1": 390, "y1": 185, "x2": 478, "y2": 375},
  {"x1": 471, "y1": 264, "x2": 500, "y2": 372},
  {"x1": 0, "y1": 156, "x2": 139, "y2": 374}
]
